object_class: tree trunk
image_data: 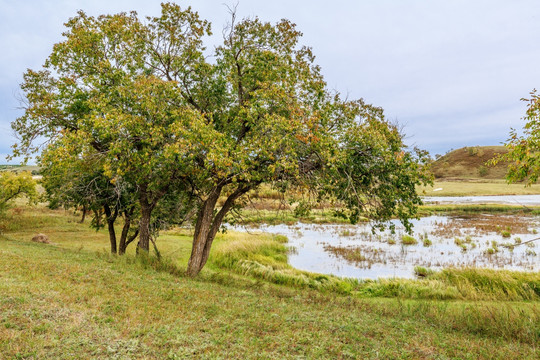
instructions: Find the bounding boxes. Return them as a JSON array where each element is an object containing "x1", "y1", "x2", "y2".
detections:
[
  {"x1": 119, "y1": 209, "x2": 139, "y2": 255},
  {"x1": 186, "y1": 185, "x2": 251, "y2": 277},
  {"x1": 79, "y1": 204, "x2": 87, "y2": 223},
  {"x1": 138, "y1": 188, "x2": 153, "y2": 253},
  {"x1": 186, "y1": 186, "x2": 223, "y2": 277},
  {"x1": 138, "y1": 206, "x2": 151, "y2": 253},
  {"x1": 107, "y1": 219, "x2": 117, "y2": 254},
  {"x1": 119, "y1": 217, "x2": 131, "y2": 255},
  {"x1": 103, "y1": 204, "x2": 118, "y2": 254}
]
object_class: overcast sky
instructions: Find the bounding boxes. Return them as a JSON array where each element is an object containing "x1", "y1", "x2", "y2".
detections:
[{"x1": 1, "y1": 0, "x2": 540, "y2": 163}]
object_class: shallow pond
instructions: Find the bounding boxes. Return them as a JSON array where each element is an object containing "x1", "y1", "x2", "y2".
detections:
[
  {"x1": 423, "y1": 194, "x2": 540, "y2": 206},
  {"x1": 231, "y1": 214, "x2": 540, "y2": 279}
]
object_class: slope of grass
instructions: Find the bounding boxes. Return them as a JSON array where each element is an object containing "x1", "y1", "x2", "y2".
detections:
[
  {"x1": 1, "y1": 206, "x2": 539, "y2": 358},
  {"x1": 431, "y1": 146, "x2": 509, "y2": 180},
  {"x1": 1, "y1": 234, "x2": 539, "y2": 358}
]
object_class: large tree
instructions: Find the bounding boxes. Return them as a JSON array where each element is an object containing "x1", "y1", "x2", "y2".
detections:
[
  {"x1": 12, "y1": 3, "x2": 431, "y2": 276},
  {"x1": 13, "y1": 4, "x2": 205, "y2": 252}
]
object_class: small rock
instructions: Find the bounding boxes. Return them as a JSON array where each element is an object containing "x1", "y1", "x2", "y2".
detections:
[{"x1": 31, "y1": 234, "x2": 50, "y2": 244}]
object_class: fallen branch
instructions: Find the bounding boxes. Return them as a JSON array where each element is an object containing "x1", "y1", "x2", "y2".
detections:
[{"x1": 500, "y1": 236, "x2": 540, "y2": 248}]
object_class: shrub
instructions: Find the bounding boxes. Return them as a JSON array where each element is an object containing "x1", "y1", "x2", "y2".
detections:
[{"x1": 478, "y1": 165, "x2": 488, "y2": 177}]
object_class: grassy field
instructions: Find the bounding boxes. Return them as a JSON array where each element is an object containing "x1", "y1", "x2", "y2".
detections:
[
  {"x1": 1, "y1": 206, "x2": 539, "y2": 359},
  {"x1": 0, "y1": 165, "x2": 40, "y2": 174},
  {"x1": 419, "y1": 180, "x2": 540, "y2": 197}
]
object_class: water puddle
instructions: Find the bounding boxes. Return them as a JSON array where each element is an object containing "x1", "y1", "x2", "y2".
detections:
[{"x1": 231, "y1": 214, "x2": 539, "y2": 279}]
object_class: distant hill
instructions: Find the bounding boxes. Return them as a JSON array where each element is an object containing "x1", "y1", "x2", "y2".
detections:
[
  {"x1": 0, "y1": 165, "x2": 40, "y2": 174},
  {"x1": 431, "y1": 146, "x2": 510, "y2": 180}
]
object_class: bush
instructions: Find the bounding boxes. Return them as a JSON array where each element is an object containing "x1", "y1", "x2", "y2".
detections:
[
  {"x1": 467, "y1": 146, "x2": 478, "y2": 156},
  {"x1": 478, "y1": 165, "x2": 488, "y2": 177},
  {"x1": 0, "y1": 171, "x2": 38, "y2": 218},
  {"x1": 293, "y1": 200, "x2": 311, "y2": 218}
]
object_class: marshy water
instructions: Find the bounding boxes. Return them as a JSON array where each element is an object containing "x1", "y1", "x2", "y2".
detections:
[
  {"x1": 232, "y1": 213, "x2": 539, "y2": 279},
  {"x1": 423, "y1": 194, "x2": 540, "y2": 206}
]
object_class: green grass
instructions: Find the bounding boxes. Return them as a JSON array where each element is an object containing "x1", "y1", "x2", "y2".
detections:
[
  {"x1": 1, "y1": 206, "x2": 539, "y2": 358},
  {"x1": 414, "y1": 266, "x2": 434, "y2": 277},
  {"x1": 401, "y1": 234, "x2": 418, "y2": 245},
  {"x1": 211, "y1": 230, "x2": 357, "y2": 294}
]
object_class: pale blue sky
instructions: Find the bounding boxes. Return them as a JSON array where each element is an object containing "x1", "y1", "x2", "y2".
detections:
[{"x1": 1, "y1": 0, "x2": 540, "y2": 162}]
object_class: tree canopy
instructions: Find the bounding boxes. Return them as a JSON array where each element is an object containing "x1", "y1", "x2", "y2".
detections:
[
  {"x1": 497, "y1": 90, "x2": 540, "y2": 184},
  {"x1": 0, "y1": 171, "x2": 37, "y2": 217},
  {"x1": 12, "y1": 2, "x2": 432, "y2": 276}
]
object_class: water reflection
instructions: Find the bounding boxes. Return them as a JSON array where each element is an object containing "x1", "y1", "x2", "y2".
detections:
[{"x1": 231, "y1": 214, "x2": 539, "y2": 279}]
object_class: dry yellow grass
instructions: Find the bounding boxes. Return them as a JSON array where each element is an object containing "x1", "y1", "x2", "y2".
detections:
[
  {"x1": 419, "y1": 180, "x2": 540, "y2": 197},
  {"x1": 431, "y1": 146, "x2": 509, "y2": 179}
]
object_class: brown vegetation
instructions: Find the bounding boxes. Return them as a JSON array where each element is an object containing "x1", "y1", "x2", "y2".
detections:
[
  {"x1": 31, "y1": 233, "x2": 50, "y2": 244},
  {"x1": 431, "y1": 214, "x2": 535, "y2": 238},
  {"x1": 431, "y1": 146, "x2": 509, "y2": 179}
]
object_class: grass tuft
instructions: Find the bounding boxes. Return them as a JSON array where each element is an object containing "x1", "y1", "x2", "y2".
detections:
[{"x1": 401, "y1": 234, "x2": 418, "y2": 245}]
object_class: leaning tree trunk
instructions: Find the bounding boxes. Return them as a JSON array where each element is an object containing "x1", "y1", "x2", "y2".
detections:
[
  {"x1": 119, "y1": 217, "x2": 131, "y2": 255},
  {"x1": 186, "y1": 185, "x2": 250, "y2": 277},
  {"x1": 186, "y1": 186, "x2": 222, "y2": 277},
  {"x1": 118, "y1": 209, "x2": 139, "y2": 255}
]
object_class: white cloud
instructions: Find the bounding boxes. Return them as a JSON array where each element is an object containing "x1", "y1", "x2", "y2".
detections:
[{"x1": 2, "y1": 0, "x2": 540, "y2": 159}]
